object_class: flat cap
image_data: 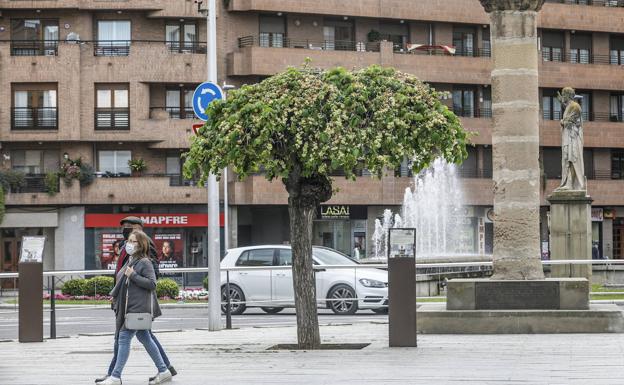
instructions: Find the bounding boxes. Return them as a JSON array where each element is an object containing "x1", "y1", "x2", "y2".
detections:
[{"x1": 120, "y1": 216, "x2": 143, "y2": 226}]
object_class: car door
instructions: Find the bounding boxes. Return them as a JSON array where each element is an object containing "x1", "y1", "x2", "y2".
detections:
[
  {"x1": 234, "y1": 248, "x2": 274, "y2": 306},
  {"x1": 272, "y1": 249, "x2": 294, "y2": 306}
]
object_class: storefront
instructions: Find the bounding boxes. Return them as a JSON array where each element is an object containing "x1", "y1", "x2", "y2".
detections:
[
  {"x1": 313, "y1": 205, "x2": 368, "y2": 259},
  {"x1": 84, "y1": 207, "x2": 223, "y2": 287}
]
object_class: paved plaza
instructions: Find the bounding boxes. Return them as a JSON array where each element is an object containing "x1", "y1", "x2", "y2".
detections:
[{"x1": 1, "y1": 321, "x2": 624, "y2": 385}]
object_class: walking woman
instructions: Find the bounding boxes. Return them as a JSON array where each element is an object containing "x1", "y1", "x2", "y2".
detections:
[{"x1": 99, "y1": 230, "x2": 172, "y2": 385}]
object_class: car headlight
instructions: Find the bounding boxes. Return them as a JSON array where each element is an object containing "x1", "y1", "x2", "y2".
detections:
[{"x1": 359, "y1": 278, "x2": 386, "y2": 288}]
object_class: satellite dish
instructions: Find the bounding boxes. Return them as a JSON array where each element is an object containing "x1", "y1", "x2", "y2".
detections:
[{"x1": 66, "y1": 32, "x2": 80, "y2": 42}]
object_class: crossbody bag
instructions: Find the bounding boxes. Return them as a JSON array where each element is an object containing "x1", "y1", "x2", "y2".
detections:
[{"x1": 123, "y1": 269, "x2": 154, "y2": 330}]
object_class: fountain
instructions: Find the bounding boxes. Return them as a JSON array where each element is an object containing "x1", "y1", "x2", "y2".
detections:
[{"x1": 372, "y1": 158, "x2": 483, "y2": 260}]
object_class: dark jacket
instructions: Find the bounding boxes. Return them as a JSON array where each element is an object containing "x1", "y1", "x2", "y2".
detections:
[{"x1": 110, "y1": 256, "x2": 162, "y2": 333}]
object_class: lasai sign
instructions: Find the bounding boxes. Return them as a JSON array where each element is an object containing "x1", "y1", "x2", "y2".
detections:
[{"x1": 320, "y1": 205, "x2": 350, "y2": 219}]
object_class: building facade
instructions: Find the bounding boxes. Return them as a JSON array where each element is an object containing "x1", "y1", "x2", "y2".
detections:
[{"x1": 2, "y1": 0, "x2": 624, "y2": 285}]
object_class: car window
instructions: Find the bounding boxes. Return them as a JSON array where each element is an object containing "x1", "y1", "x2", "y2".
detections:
[
  {"x1": 312, "y1": 247, "x2": 358, "y2": 265},
  {"x1": 235, "y1": 249, "x2": 275, "y2": 266},
  {"x1": 278, "y1": 249, "x2": 292, "y2": 266}
]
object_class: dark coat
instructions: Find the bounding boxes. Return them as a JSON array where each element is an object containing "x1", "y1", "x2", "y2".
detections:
[{"x1": 110, "y1": 256, "x2": 162, "y2": 333}]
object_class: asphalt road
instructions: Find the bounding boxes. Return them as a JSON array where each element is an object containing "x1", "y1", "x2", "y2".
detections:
[{"x1": 0, "y1": 306, "x2": 387, "y2": 341}]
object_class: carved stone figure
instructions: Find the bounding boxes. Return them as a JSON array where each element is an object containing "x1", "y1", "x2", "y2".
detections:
[
  {"x1": 479, "y1": 0, "x2": 545, "y2": 12},
  {"x1": 556, "y1": 87, "x2": 586, "y2": 192}
]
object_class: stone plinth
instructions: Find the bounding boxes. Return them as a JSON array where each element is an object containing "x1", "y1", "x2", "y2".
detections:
[
  {"x1": 547, "y1": 190, "x2": 593, "y2": 279},
  {"x1": 447, "y1": 278, "x2": 589, "y2": 310},
  {"x1": 418, "y1": 303, "x2": 624, "y2": 334}
]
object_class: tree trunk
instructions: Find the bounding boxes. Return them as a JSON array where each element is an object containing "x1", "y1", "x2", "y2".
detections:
[
  {"x1": 288, "y1": 200, "x2": 320, "y2": 349},
  {"x1": 284, "y1": 167, "x2": 332, "y2": 349}
]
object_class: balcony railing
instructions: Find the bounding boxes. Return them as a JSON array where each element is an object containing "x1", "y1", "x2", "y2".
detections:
[
  {"x1": 165, "y1": 41, "x2": 207, "y2": 54},
  {"x1": 395, "y1": 45, "x2": 491, "y2": 58},
  {"x1": 4, "y1": 174, "x2": 54, "y2": 194},
  {"x1": 543, "y1": 111, "x2": 624, "y2": 122},
  {"x1": 95, "y1": 108, "x2": 130, "y2": 130},
  {"x1": 11, "y1": 107, "x2": 57, "y2": 130},
  {"x1": 150, "y1": 106, "x2": 195, "y2": 119},
  {"x1": 541, "y1": 50, "x2": 614, "y2": 65},
  {"x1": 10, "y1": 40, "x2": 58, "y2": 56},
  {"x1": 452, "y1": 107, "x2": 492, "y2": 118},
  {"x1": 544, "y1": 0, "x2": 624, "y2": 6},
  {"x1": 238, "y1": 35, "x2": 381, "y2": 52},
  {"x1": 94, "y1": 40, "x2": 131, "y2": 56},
  {"x1": 94, "y1": 172, "x2": 200, "y2": 186},
  {"x1": 90, "y1": 40, "x2": 208, "y2": 56}
]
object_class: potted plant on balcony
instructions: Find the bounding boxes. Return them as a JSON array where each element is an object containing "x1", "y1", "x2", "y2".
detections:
[
  {"x1": 44, "y1": 172, "x2": 60, "y2": 196},
  {"x1": 366, "y1": 29, "x2": 381, "y2": 51},
  {"x1": 128, "y1": 158, "x2": 147, "y2": 177}
]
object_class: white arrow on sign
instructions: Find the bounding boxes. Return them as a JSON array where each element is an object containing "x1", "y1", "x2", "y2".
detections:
[{"x1": 196, "y1": 88, "x2": 217, "y2": 115}]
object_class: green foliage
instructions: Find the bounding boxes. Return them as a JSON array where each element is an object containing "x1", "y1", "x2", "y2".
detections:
[
  {"x1": 0, "y1": 186, "x2": 4, "y2": 225},
  {"x1": 0, "y1": 170, "x2": 26, "y2": 192},
  {"x1": 84, "y1": 276, "x2": 115, "y2": 296},
  {"x1": 156, "y1": 278, "x2": 180, "y2": 299},
  {"x1": 62, "y1": 278, "x2": 88, "y2": 296},
  {"x1": 44, "y1": 172, "x2": 60, "y2": 196},
  {"x1": 128, "y1": 158, "x2": 147, "y2": 173},
  {"x1": 203, "y1": 276, "x2": 209, "y2": 290},
  {"x1": 367, "y1": 29, "x2": 381, "y2": 42},
  {"x1": 184, "y1": 65, "x2": 468, "y2": 186}
]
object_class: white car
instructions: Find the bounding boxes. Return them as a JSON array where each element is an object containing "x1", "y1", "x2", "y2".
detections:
[{"x1": 220, "y1": 245, "x2": 388, "y2": 315}]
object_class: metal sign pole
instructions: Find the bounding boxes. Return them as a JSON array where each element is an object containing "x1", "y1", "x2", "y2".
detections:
[{"x1": 388, "y1": 228, "x2": 417, "y2": 347}]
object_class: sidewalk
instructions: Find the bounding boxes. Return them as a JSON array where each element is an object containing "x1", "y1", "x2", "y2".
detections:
[{"x1": 1, "y1": 321, "x2": 624, "y2": 384}]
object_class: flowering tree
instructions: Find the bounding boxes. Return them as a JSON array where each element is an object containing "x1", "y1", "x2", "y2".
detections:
[{"x1": 184, "y1": 65, "x2": 468, "y2": 349}]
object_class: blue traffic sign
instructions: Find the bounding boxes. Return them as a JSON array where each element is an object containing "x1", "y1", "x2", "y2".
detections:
[{"x1": 192, "y1": 82, "x2": 224, "y2": 121}]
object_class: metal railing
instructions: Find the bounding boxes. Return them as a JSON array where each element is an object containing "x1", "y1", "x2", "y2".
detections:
[
  {"x1": 452, "y1": 107, "x2": 492, "y2": 118},
  {"x1": 543, "y1": 111, "x2": 624, "y2": 122},
  {"x1": 11, "y1": 107, "x2": 57, "y2": 130},
  {"x1": 238, "y1": 35, "x2": 381, "y2": 52},
  {"x1": 395, "y1": 45, "x2": 491, "y2": 58},
  {"x1": 545, "y1": 0, "x2": 624, "y2": 6},
  {"x1": 94, "y1": 108, "x2": 129, "y2": 130},
  {"x1": 541, "y1": 49, "x2": 614, "y2": 65},
  {"x1": 165, "y1": 41, "x2": 207, "y2": 54},
  {"x1": 150, "y1": 106, "x2": 195, "y2": 119},
  {"x1": 5, "y1": 174, "x2": 52, "y2": 193},
  {"x1": 92, "y1": 172, "x2": 200, "y2": 186},
  {"x1": 10, "y1": 40, "x2": 59, "y2": 56}
]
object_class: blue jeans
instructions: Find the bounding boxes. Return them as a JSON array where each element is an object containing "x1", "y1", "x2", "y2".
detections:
[
  {"x1": 108, "y1": 331, "x2": 171, "y2": 375},
  {"x1": 111, "y1": 329, "x2": 167, "y2": 379}
]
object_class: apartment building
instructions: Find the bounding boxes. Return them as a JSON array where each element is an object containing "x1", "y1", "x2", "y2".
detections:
[{"x1": 1, "y1": 0, "x2": 624, "y2": 286}]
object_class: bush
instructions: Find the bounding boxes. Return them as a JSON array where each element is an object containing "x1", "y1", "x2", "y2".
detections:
[
  {"x1": 84, "y1": 276, "x2": 115, "y2": 296},
  {"x1": 203, "y1": 276, "x2": 209, "y2": 290},
  {"x1": 44, "y1": 172, "x2": 60, "y2": 196},
  {"x1": 156, "y1": 278, "x2": 179, "y2": 299},
  {"x1": 62, "y1": 278, "x2": 88, "y2": 296},
  {"x1": 0, "y1": 170, "x2": 26, "y2": 192}
]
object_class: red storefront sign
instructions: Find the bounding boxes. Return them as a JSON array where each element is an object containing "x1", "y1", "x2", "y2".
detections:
[{"x1": 85, "y1": 213, "x2": 224, "y2": 228}]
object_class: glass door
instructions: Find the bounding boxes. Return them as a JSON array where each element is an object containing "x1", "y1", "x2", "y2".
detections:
[{"x1": 1, "y1": 239, "x2": 20, "y2": 289}]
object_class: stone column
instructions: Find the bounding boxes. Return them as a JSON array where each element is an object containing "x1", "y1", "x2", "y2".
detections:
[{"x1": 479, "y1": 0, "x2": 545, "y2": 279}]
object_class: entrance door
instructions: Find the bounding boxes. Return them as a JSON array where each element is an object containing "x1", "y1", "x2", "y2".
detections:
[
  {"x1": 1, "y1": 239, "x2": 20, "y2": 289},
  {"x1": 614, "y1": 225, "x2": 624, "y2": 259}
]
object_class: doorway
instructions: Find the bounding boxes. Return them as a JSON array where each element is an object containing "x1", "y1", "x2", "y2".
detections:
[
  {"x1": 614, "y1": 223, "x2": 624, "y2": 259},
  {"x1": 1, "y1": 238, "x2": 21, "y2": 289}
]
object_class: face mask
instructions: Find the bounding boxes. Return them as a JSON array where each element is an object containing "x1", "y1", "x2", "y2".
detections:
[
  {"x1": 125, "y1": 242, "x2": 136, "y2": 256},
  {"x1": 122, "y1": 227, "x2": 133, "y2": 240}
]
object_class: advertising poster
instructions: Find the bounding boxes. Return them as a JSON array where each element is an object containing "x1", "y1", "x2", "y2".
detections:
[
  {"x1": 101, "y1": 233, "x2": 124, "y2": 270},
  {"x1": 154, "y1": 233, "x2": 184, "y2": 269},
  {"x1": 388, "y1": 228, "x2": 416, "y2": 259}
]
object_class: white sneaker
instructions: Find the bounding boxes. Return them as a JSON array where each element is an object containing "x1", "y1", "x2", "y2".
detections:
[
  {"x1": 149, "y1": 369, "x2": 172, "y2": 385},
  {"x1": 99, "y1": 377, "x2": 122, "y2": 385}
]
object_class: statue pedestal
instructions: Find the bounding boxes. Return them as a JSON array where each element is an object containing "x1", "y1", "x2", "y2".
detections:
[{"x1": 547, "y1": 190, "x2": 592, "y2": 279}]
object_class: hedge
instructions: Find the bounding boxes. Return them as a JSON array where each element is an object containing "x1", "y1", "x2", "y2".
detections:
[
  {"x1": 61, "y1": 278, "x2": 88, "y2": 296},
  {"x1": 83, "y1": 276, "x2": 115, "y2": 296},
  {"x1": 156, "y1": 278, "x2": 180, "y2": 299}
]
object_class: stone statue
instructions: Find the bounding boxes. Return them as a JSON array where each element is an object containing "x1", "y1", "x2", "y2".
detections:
[{"x1": 555, "y1": 87, "x2": 586, "y2": 192}]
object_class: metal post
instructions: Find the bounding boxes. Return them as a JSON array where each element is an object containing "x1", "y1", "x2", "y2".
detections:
[
  {"x1": 226, "y1": 270, "x2": 232, "y2": 329},
  {"x1": 205, "y1": 0, "x2": 222, "y2": 331},
  {"x1": 50, "y1": 276, "x2": 56, "y2": 339}
]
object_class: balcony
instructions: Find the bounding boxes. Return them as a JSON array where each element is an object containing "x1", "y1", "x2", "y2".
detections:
[
  {"x1": 94, "y1": 108, "x2": 130, "y2": 130},
  {"x1": 11, "y1": 107, "x2": 57, "y2": 130},
  {"x1": 452, "y1": 107, "x2": 492, "y2": 119},
  {"x1": 150, "y1": 107, "x2": 195, "y2": 120},
  {"x1": 10, "y1": 40, "x2": 58, "y2": 56}
]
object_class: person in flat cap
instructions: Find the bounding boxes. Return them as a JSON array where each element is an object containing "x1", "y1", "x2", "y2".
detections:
[{"x1": 96, "y1": 216, "x2": 177, "y2": 384}]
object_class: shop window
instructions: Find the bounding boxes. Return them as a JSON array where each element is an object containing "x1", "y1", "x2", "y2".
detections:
[{"x1": 97, "y1": 150, "x2": 131, "y2": 176}]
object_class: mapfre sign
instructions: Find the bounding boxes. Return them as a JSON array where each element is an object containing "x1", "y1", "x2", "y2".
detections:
[{"x1": 85, "y1": 213, "x2": 223, "y2": 228}]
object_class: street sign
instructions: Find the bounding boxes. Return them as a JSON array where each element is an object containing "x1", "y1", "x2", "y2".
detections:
[
  {"x1": 192, "y1": 81, "x2": 223, "y2": 121},
  {"x1": 192, "y1": 123, "x2": 204, "y2": 135}
]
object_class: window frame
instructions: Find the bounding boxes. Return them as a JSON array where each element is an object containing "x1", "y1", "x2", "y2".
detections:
[{"x1": 94, "y1": 83, "x2": 130, "y2": 130}]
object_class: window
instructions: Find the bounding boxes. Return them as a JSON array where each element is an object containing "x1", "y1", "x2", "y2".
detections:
[
  {"x1": 11, "y1": 19, "x2": 58, "y2": 56},
  {"x1": 610, "y1": 35, "x2": 624, "y2": 65},
  {"x1": 278, "y1": 249, "x2": 292, "y2": 266},
  {"x1": 457, "y1": 147, "x2": 478, "y2": 178},
  {"x1": 259, "y1": 15, "x2": 285, "y2": 48},
  {"x1": 96, "y1": 20, "x2": 131, "y2": 56},
  {"x1": 482, "y1": 28, "x2": 491, "y2": 57},
  {"x1": 569, "y1": 33, "x2": 591, "y2": 64},
  {"x1": 380, "y1": 21, "x2": 408, "y2": 52},
  {"x1": 610, "y1": 94, "x2": 624, "y2": 122},
  {"x1": 165, "y1": 87, "x2": 194, "y2": 119},
  {"x1": 452, "y1": 87, "x2": 475, "y2": 117},
  {"x1": 577, "y1": 92, "x2": 592, "y2": 121},
  {"x1": 11, "y1": 150, "x2": 59, "y2": 174},
  {"x1": 97, "y1": 150, "x2": 131, "y2": 175},
  {"x1": 612, "y1": 151, "x2": 624, "y2": 179},
  {"x1": 453, "y1": 26, "x2": 476, "y2": 57},
  {"x1": 11, "y1": 85, "x2": 57, "y2": 130},
  {"x1": 542, "y1": 90, "x2": 562, "y2": 120},
  {"x1": 235, "y1": 249, "x2": 275, "y2": 266},
  {"x1": 542, "y1": 31, "x2": 564, "y2": 62},
  {"x1": 95, "y1": 84, "x2": 129, "y2": 130},
  {"x1": 166, "y1": 22, "x2": 200, "y2": 53},
  {"x1": 543, "y1": 148, "x2": 562, "y2": 179},
  {"x1": 324, "y1": 19, "x2": 355, "y2": 51}
]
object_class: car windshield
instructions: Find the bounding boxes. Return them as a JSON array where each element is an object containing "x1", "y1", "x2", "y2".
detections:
[{"x1": 313, "y1": 247, "x2": 358, "y2": 266}]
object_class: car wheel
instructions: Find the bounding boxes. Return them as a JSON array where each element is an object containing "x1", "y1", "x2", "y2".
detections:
[
  {"x1": 371, "y1": 307, "x2": 388, "y2": 314},
  {"x1": 327, "y1": 284, "x2": 358, "y2": 315},
  {"x1": 221, "y1": 284, "x2": 246, "y2": 315},
  {"x1": 260, "y1": 307, "x2": 284, "y2": 314}
]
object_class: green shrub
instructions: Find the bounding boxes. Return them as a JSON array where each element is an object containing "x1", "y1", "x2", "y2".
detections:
[
  {"x1": 156, "y1": 278, "x2": 179, "y2": 299},
  {"x1": 62, "y1": 278, "x2": 88, "y2": 296},
  {"x1": 84, "y1": 276, "x2": 115, "y2": 296},
  {"x1": 0, "y1": 170, "x2": 26, "y2": 192},
  {"x1": 203, "y1": 276, "x2": 209, "y2": 290},
  {"x1": 44, "y1": 172, "x2": 60, "y2": 196}
]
